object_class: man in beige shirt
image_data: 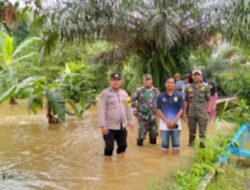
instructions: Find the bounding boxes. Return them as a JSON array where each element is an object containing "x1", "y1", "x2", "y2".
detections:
[{"x1": 98, "y1": 72, "x2": 134, "y2": 159}]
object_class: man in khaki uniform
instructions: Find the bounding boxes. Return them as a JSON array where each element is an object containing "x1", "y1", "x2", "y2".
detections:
[
  {"x1": 98, "y1": 72, "x2": 134, "y2": 160},
  {"x1": 184, "y1": 69, "x2": 210, "y2": 148}
]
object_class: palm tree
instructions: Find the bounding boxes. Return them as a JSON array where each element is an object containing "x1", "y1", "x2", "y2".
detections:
[
  {"x1": 20, "y1": 0, "x2": 249, "y2": 89},
  {"x1": 35, "y1": 0, "x2": 195, "y2": 88},
  {"x1": 223, "y1": 0, "x2": 250, "y2": 44}
]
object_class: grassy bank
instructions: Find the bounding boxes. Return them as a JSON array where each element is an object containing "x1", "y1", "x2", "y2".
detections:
[
  {"x1": 149, "y1": 121, "x2": 237, "y2": 190},
  {"x1": 207, "y1": 158, "x2": 250, "y2": 190}
]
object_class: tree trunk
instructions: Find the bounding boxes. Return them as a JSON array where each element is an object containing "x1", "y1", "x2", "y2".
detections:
[
  {"x1": 9, "y1": 97, "x2": 18, "y2": 105},
  {"x1": 47, "y1": 103, "x2": 59, "y2": 124}
]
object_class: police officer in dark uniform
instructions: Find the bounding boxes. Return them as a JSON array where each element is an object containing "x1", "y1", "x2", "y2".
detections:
[{"x1": 184, "y1": 69, "x2": 211, "y2": 148}]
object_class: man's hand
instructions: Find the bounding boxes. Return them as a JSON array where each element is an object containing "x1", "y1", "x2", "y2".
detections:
[
  {"x1": 207, "y1": 112, "x2": 211, "y2": 120},
  {"x1": 169, "y1": 120, "x2": 177, "y2": 128},
  {"x1": 101, "y1": 127, "x2": 109, "y2": 135},
  {"x1": 133, "y1": 110, "x2": 138, "y2": 118},
  {"x1": 165, "y1": 120, "x2": 173, "y2": 128},
  {"x1": 175, "y1": 85, "x2": 181, "y2": 91},
  {"x1": 183, "y1": 113, "x2": 188, "y2": 121},
  {"x1": 128, "y1": 124, "x2": 135, "y2": 132}
]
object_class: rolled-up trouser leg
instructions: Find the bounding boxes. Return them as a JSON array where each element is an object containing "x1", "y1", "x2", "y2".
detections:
[{"x1": 188, "y1": 117, "x2": 197, "y2": 145}]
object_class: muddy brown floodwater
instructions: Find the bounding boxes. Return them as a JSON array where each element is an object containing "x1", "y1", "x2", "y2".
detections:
[{"x1": 0, "y1": 100, "x2": 223, "y2": 190}]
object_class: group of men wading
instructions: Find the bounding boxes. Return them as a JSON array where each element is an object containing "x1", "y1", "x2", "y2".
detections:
[{"x1": 98, "y1": 69, "x2": 212, "y2": 160}]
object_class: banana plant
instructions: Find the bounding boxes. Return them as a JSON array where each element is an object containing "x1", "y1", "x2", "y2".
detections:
[
  {"x1": 0, "y1": 63, "x2": 95, "y2": 124},
  {"x1": 0, "y1": 32, "x2": 40, "y2": 104},
  {"x1": 57, "y1": 63, "x2": 95, "y2": 117}
]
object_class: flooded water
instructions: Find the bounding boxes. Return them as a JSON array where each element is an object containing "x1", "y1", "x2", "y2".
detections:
[{"x1": 0, "y1": 101, "x2": 207, "y2": 190}]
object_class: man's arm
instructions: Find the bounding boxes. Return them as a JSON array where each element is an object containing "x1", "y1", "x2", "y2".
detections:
[
  {"x1": 157, "y1": 95, "x2": 171, "y2": 127},
  {"x1": 171, "y1": 95, "x2": 184, "y2": 126},
  {"x1": 126, "y1": 106, "x2": 134, "y2": 127},
  {"x1": 125, "y1": 92, "x2": 134, "y2": 129},
  {"x1": 183, "y1": 86, "x2": 189, "y2": 118},
  {"x1": 98, "y1": 91, "x2": 109, "y2": 135},
  {"x1": 131, "y1": 90, "x2": 138, "y2": 109},
  {"x1": 205, "y1": 86, "x2": 211, "y2": 114},
  {"x1": 131, "y1": 90, "x2": 139, "y2": 117},
  {"x1": 175, "y1": 85, "x2": 182, "y2": 91},
  {"x1": 171, "y1": 109, "x2": 183, "y2": 126},
  {"x1": 184, "y1": 101, "x2": 188, "y2": 115},
  {"x1": 157, "y1": 109, "x2": 170, "y2": 125}
]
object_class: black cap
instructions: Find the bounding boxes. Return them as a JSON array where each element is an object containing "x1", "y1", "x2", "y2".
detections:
[{"x1": 110, "y1": 72, "x2": 121, "y2": 80}]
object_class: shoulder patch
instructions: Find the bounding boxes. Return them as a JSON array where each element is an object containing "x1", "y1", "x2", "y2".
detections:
[
  {"x1": 122, "y1": 89, "x2": 129, "y2": 97},
  {"x1": 188, "y1": 87, "x2": 193, "y2": 92}
]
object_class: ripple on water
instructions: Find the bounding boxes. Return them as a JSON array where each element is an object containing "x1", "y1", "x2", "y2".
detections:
[{"x1": 0, "y1": 103, "x2": 199, "y2": 190}]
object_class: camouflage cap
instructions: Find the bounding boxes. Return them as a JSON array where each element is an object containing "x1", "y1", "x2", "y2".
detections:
[
  {"x1": 175, "y1": 73, "x2": 180, "y2": 77},
  {"x1": 143, "y1": 74, "x2": 152, "y2": 80}
]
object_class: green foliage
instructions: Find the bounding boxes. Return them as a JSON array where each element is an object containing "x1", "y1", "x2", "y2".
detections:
[
  {"x1": 223, "y1": 0, "x2": 250, "y2": 44},
  {"x1": 220, "y1": 99, "x2": 250, "y2": 124},
  {"x1": 0, "y1": 63, "x2": 95, "y2": 123},
  {"x1": 57, "y1": 63, "x2": 96, "y2": 116},
  {"x1": 12, "y1": 41, "x2": 114, "y2": 92},
  {"x1": 0, "y1": 32, "x2": 40, "y2": 99},
  {"x1": 122, "y1": 54, "x2": 145, "y2": 94},
  {"x1": 155, "y1": 98, "x2": 250, "y2": 190},
  {"x1": 145, "y1": 0, "x2": 182, "y2": 54},
  {"x1": 0, "y1": 85, "x2": 16, "y2": 104},
  {"x1": 46, "y1": 90, "x2": 66, "y2": 122},
  {"x1": 33, "y1": 0, "x2": 204, "y2": 71},
  {"x1": 217, "y1": 69, "x2": 250, "y2": 101},
  {"x1": 188, "y1": 41, "x2": 249, "y2": 81},
  {"x1": 207, "y1": 158, "x2": 250, "y2": 190},
  {"x1": 122, "y1": 50, "x2": 191, "y2": 93},
  {"x1": 0, "y1": 32, "x2": 39, "y2": 66}
]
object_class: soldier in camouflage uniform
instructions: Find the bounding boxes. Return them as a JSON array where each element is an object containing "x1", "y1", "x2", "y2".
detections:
[
  {"x1": 184, "y1": 69, "x2": 211, "y2": 148},
  {"x1": 131, "y1": 74, "x2": 160, "y2": 146}
]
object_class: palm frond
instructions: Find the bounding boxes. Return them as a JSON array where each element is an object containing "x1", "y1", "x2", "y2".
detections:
[
  {"x1": 12, "y1": 36, "x2": 40, "y2": 57},
  {"x1": 3, "y1": 34, "x2": 13, "y2": 65},
  {"x1": 27, "y1": 94, "x2": 43, "y2": 114},
  {"x1": 46, "y1": 90, "x2": 66, "y2": 122},
  {"x1": 0, "y1": 85, "x2": 16, "y2": 104}
]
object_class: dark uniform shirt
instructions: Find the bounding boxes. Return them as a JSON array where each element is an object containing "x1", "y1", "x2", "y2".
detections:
[{"x1": 185, "y1": 83, "x2": 211, "y2": 118}]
